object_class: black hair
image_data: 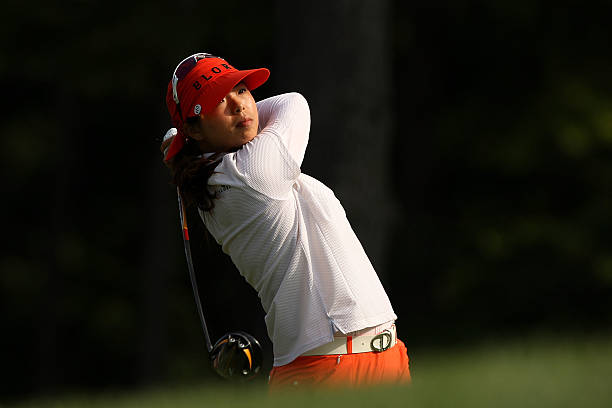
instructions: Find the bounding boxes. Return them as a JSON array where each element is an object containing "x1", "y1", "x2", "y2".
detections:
[{"x1": 166, "y1": 117, "x2": 223, "y2": 211}]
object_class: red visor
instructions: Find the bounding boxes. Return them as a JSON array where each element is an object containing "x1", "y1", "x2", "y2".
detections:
[{"x1": 164, "y1": 55, "x2": 270, "y2": 161}]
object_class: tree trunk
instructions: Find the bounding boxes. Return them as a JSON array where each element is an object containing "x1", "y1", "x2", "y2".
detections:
[{"x1": 275, "y1": 0, "x2": 396, "y2": 277}]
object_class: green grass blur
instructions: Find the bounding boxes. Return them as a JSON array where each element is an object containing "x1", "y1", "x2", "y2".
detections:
[{"x1": 7, "y1": 334, "x2": 612, "y2": 408}]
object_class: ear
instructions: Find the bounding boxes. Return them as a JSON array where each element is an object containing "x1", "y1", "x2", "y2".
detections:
[{"x1": 182, "y1": 118, "x2": 204, "y2": 141}]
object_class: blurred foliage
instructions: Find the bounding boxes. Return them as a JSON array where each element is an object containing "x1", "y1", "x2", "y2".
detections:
[
  {"x1": 389, "y1": 1, "x2": 612, "y2": 343},
  {"x1": 1, "y1": 0, "x2": 611, "y2": 401},
  {"x1": 1, "y1": 0, "x2": 277, "y2": 398}
]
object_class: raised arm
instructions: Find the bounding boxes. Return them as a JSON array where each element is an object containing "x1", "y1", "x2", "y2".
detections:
[{"x1": 256, "y1": 92, "x2": 310, "y2": 167}]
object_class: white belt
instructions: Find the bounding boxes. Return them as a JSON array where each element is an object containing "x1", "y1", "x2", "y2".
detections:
[{"x1": 302, "y1": 324, "x2": 397, "y2": 356}]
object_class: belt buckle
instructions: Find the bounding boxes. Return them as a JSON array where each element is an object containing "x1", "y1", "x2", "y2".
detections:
[{"x1": 370, "y1": 329, "x2": 393, "y2": 352}]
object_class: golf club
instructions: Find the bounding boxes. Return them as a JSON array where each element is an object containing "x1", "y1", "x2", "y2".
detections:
[{"x1": 176, "y1": 187, "x2": 262, "y2": 380}]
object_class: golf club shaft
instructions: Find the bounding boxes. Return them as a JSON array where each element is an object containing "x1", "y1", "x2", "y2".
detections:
[{"x1": 177, "y1": 188, "x2": 213, "y2": 353}]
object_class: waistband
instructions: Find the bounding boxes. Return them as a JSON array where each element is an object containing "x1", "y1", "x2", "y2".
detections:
[{"x1": 301, "y1": 324, "x2": 397, "y2": 356}]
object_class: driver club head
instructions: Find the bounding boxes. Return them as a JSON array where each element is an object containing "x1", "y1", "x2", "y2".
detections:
[{"x1": 210, "y1": 331, "x2": 262, "y2": 380}]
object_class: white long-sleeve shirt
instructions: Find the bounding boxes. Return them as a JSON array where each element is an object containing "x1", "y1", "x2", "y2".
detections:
[{"x1": 200, "y1": 92, "x2": 397, "y2": 366}]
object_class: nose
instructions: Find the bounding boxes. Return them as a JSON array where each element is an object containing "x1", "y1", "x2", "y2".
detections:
[{"x1": 227, "y1": 94, "x2": 245, "y2": 113}]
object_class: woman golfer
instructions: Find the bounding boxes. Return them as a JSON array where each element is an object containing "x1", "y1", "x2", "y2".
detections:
[{"x1": 161, "y1": 53, "x2": 410, "y2": 388}]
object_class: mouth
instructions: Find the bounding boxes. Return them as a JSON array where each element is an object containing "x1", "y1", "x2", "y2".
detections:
[{"x1": 236, "y1": 118, "x2": 253, "y2": 128}]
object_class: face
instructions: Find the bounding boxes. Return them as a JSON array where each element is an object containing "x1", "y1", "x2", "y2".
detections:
[{"x1": 185, "y1": 82, "x2": 259, "y2": 153}]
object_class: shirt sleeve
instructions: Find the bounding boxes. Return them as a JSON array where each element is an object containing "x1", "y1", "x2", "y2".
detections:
[
  {"x1": 232, "y1": 93, "x2": 311, "y2": 199},
  {"x1": 255, "y1": 92, "x2": 310, "y2": 167}
]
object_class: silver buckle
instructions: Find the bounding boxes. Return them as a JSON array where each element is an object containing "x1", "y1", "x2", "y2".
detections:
[{"x1": 370, "y1": 329, "x2": 393, "y2": 352}]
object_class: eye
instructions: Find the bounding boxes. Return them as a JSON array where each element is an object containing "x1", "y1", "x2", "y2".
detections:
[{"x1": 238, "y1": 87, "x2": 248, "y2": 94}]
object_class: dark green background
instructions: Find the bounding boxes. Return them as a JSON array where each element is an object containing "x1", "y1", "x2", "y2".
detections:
[{"x1": 2, "y1": 0, "x2": 611, "y2": 400}]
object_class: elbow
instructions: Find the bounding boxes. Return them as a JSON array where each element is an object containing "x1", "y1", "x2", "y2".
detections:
[
  {"x1": 288, "y1": 92, "x2": 309, "y2": 108},
  {"x1": 287, "y1": 92, "x2": 310, "y2": 124}
]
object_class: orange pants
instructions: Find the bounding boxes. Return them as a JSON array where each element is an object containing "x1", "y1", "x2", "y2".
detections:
[{"x1": 268, "y1": 339, "x2": 411, "y2": 389}]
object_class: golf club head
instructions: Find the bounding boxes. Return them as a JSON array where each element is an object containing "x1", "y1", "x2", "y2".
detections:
[{"x1": 210, "y1": 331, "x2": 262, "y2": 380}]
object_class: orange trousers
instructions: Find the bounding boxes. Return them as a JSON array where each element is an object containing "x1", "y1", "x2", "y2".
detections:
[{"x1": 268, "y1": 339, "x2": 411, "y2": 389}]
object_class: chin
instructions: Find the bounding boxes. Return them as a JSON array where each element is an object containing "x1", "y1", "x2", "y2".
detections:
[
  {"x1": 230, "y1": 138, "x2": 254, "y2": 152},
  {"x1": 243, "y1": 133, "x2": 258, "y2": 144}
]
